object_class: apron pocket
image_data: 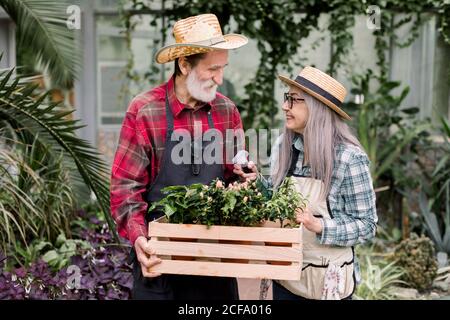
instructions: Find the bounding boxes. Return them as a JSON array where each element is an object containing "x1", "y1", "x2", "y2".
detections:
[{"x1": 278, "y1": 261, "x2": 355, "y2": 300}]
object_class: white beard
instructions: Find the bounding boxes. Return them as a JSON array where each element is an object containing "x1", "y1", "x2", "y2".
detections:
[{"x1": 186, "y1": 69, "x2": 218, "y2": 103}]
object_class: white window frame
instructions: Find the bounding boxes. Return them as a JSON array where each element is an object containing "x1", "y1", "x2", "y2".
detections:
[{"x1": 96, "y1": 60, "x2": 128, "y2": 129}]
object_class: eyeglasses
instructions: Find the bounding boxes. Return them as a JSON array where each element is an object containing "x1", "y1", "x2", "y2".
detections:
[{"x1": 284, "y1": 92, "x2": 305, "y2": 109}]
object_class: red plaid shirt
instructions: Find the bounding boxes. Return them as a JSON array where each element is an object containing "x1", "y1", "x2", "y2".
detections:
[{"x1": 110, "y1": 76, "x2": 243, "y2": 245}]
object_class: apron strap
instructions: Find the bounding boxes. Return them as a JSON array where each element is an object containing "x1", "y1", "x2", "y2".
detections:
[
  {"x1": 207, "y1": 110, "x2": 215, "y2": 129},
  {"x1": 287, "y1": 145, "x2": 300, "y2": 177},
  {"x1": 165, "y1": 85, "x2": 174, "y2": 132}
]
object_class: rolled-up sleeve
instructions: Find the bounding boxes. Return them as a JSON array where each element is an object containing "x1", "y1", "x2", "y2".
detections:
[{"x1": 319, "y1": 153, "x2": 378, "y2": 246}]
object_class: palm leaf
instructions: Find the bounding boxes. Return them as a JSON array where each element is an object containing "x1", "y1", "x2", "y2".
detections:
[
  {"x1": 0, "y1": 66, "x2": 119, "y2": 242},
  {"x1": 1, "y1": 0, "x2": 80, "y2": 88}
]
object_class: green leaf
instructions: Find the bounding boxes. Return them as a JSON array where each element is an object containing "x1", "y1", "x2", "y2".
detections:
[
  {"x1": 58, "y1": 258, "x2": 69, "y2": 270},
  {"x1": 441, "y1": 117, "x2": 450, "y2": 138},
  {"x1": 79, "y1": 241, "x2": 92, "y2": 250},
  {"x1": 401, "y1": 107, "x2": 419, "y2": 115},
  {"x1": 60, "y1": 241, "x2": 76, "y2": 255},
  {"x1": 147, "y1": 202, "x2": 158, "y2": 213},
  {"x1": 15, "y1": 246, "x2": 29, "y2": 260},
  {"x1": 55, "y1": 233, "x2": 67, "y2": 248},
  {"x1": 42, "y1": 250, "x2": 59, "y2": 263},
  {"x1": 396, "y1": 86, "x2": 410, "y2": 104},
  {"x1": 34, "y1": 241, "x2": 52, "y2": 252},
  {"x1": 383, "y1": 80, "x2": 401, "y2": 89},
  {"x1": 164, "y1": 204, "x2": 176, "y2": 217},
  {"x1": 432, "y1": 155, "x2": 449, "y2": 177}
]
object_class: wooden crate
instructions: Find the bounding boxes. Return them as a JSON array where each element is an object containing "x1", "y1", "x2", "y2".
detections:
[{"x1": 147, "y1": 221, "x2": 302, "y2": 281}]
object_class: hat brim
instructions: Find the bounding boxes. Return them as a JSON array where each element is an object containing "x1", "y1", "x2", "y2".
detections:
[
  {"x1": 155, "y1": 34, "x2": 248, "y2": 64},
  {"x1": 278, "y1": 74, "x2": 352, "y2": 121}
]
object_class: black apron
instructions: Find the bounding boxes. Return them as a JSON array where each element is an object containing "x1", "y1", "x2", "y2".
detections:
[{"x1": 131, "y1": 86, "x2": 239, "y2": 300}]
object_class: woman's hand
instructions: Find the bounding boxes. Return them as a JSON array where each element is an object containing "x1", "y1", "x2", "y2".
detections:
[
  {"x1": 295, "y1": 207, "x2": 323, "y2": 234},
  {"x1": 233, "y1": 161, "x2": 258, "y2": 182}
]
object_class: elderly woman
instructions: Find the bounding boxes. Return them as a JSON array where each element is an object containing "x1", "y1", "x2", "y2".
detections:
[{"x1": 234, "y1": 66, "x2": 378, "y2": 300}]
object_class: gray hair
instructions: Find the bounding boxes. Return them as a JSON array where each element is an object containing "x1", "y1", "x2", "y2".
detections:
[{"x1": 271, "y1": 92, "x2": 362, "y2": 200}]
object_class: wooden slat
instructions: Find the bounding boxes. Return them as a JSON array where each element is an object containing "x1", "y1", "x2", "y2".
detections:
[
  {"x1": 291, "y1": 242, "x2": 302, "y2": 268},
  {"x1": 149, "y1": 240, "x2": 302, "y2": 262},
  {"x1": 149, "y1": 222, "x2": 301, "y2": 243},
  {"x1": 149, "y1": 260, "x2": 302, "y2": 281}
]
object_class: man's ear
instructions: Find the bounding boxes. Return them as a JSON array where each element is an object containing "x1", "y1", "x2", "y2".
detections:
[{"x1": 178, "y1": 57, "x2": 191, "y2": 76}]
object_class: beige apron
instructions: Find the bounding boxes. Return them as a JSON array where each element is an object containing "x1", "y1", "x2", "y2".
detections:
[{"x1": 277, "y1": 176, "x2": 355, "y2": 300}]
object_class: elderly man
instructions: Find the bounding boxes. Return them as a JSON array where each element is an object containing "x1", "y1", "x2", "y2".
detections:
[{"x1": 110, "y1": 13, "x2": 248, "y2": 300}]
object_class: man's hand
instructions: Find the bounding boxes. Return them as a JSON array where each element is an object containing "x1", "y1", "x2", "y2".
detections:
[
  {"x1": 134, "y1": 236, "x2": 162, "y2": 278},
  {"x1": 295, "y1": 207, "x2": 323, "y2": 234},
  {"x1": 233, "y1": 161, "x2": 258, "y2": 182}
]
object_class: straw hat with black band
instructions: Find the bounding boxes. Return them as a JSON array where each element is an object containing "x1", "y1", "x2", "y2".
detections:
[
  {"x1": 278, "y1": 66, "x2": 352, "y2": 121},
  {"x1": 155, "y1": 14, "x2": 248, "y2": 64}
]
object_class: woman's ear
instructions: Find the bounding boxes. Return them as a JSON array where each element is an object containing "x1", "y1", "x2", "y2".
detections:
[{"x1": 178, "y1": 57, "x2": 191, "y2": 76}]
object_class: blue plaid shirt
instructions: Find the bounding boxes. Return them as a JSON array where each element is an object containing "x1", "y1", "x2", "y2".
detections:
[{"x1": 261, "y1": 134, "x2": 378, "y2": 247}]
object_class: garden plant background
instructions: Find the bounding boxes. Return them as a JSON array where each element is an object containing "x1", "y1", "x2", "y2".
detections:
[{"x1": 0, "y1": 0, "x2": 450, "y2": 300}]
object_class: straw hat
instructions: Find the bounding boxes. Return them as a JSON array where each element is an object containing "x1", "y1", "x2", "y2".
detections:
[
  {"x1": 278, "y1": 66, "x2": 351, "y2": 120},
  {"x1": 155, "y1": 14, "x2": 248, "y2": 64}
]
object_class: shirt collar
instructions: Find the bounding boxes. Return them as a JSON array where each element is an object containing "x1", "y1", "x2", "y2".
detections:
[
  {"x1": 167, "y1": 75, "x2": 211, "y2": 118},
  {"x1": 293, "y1": 134, "x2": 304, "y2": 152}
]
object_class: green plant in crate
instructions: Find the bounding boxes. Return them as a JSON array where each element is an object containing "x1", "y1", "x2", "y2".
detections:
[
  {"x1": 148, "y1": 183, "x2": 210, "y2": 224},
  {"x1": 149, "y1": 179, "x2": 265, "y2": 227},
  {"x1": 148, "y1": 177, "x2": 306, "y2": 227},
  {"x1": 260, "y1": 177, "x2": 307, "y2": 227},
  {"x1": 219, "y1": 180, "x2": 266, "y2": 227}
]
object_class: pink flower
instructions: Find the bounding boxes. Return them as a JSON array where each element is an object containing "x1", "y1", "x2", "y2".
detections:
[{"x1": 215, "y1": 180, "x2": 224, "y2": 189}]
